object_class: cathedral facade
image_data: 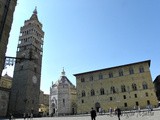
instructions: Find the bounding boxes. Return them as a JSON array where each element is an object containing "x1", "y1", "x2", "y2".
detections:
[
  {"x1": 74, "y1": 60, "x2": 158, "y2": 114},
  {"x1": 49, "y1": 69, "x2": 77, "y2": 116},
  {"x1": 9, "y1": 8, "x2": 44, "y2": 116}
]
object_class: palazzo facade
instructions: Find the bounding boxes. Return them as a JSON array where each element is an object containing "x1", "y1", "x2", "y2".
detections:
[{"x1": 74, "y1": 60, "x2": 158, "y2": 114}]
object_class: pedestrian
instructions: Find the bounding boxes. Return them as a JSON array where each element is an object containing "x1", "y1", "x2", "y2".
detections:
[
  {"x1": 115, "y1": 107, "x2": 121, "y2": 120},
  {"x1": 109, "y1": 107, "x2": 113, "y2": 116},
  {"x1": 30, "y1": 113, "x2": 33, "y2": 119},
  {"x1": 90, "y1": 107, "x2": 97, "y2": 120},
  {"x1": 23, "y1": 113, "x2": 26, "y2": 120},
  {"x1": 9, "y1": 113, "x2": 13, "y2": 120},
  {"x1": 99, "y1": 107, "x2": 102, "y2": 115},
  {"x1": 27, "y1": 113, "x2": 30, "y2": 120},
  {"x1": 133, "y1": 106, "x2": 136, "y2": 112},
  {"x1": 137, "y1": 105, "x2": 141, "y2": 112}
]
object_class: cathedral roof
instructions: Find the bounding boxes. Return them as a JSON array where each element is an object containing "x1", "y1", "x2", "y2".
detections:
[
  {"x1": 30, "y1": 7, "x2": 39, "y2": 21},
  {"x1": 58, "y1": 76, "x2": 74, "y2": 86},
  {"x1": 52, "y1": 69, "x2": 74, "y2": 87}
]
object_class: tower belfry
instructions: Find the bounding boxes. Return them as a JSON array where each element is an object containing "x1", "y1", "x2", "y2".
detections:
[{"x1": 9, "y1": 8, "x2": 44, "y2": 115}]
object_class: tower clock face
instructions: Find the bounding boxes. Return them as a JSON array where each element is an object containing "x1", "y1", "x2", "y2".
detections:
[{"x1": 32, "y1": 75, "x2": 37, "y2": 84}]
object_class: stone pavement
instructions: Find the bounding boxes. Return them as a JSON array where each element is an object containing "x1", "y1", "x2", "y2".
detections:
[
  {"x1": 1, "y1": 110, "x2": 160, "y2": 120},
  {"x1": 33, "y1": 111, "x2": 159, "y2": 120}
]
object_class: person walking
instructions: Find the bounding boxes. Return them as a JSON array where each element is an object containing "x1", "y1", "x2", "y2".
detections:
[
  {"x1": 90, "y1": 107, "x2": 97, "y2": 120},
  {"x1": 109, "y1": 107, "x2": 113, "y2": 116},
  {"x1": 115, "y1": 107, "x2": 121, "y2": 120},
  {"x1": 30, "y1": 113, "x2": 33, "y2": 120},
  {"x1": 9, "y1": 113, "x2": 13, "y2": 120},
  {"x1": 23, "y1": 113, "x2": 26, "y2": 120}
]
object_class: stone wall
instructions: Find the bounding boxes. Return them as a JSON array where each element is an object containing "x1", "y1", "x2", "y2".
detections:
[{"x1": 0, "y1": 88, "x2": 10, "y2": 117}]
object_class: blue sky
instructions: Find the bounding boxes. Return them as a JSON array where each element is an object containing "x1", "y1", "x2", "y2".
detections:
[{"x1": 2, "y1": 0, "x2": 160, "y2": 94}]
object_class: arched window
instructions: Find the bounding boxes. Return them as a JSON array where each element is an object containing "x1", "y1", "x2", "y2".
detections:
[
  {"x1": 100, "y1": 88, "x2": 105, "y2": 95},
  {"x1": 132, "y1": 83, "x2": 137, "y2": 91},
  {"x1": 82, "y1": 90, "x2": 86, "y2": 97},
  {"x1": 139, "y1": 66, "x2": 144, "y2": 73},
  {"x1": 129, "y1": 67, "x2": 134, "y2": 74},
  {"x1": 142, "y1": 82, "x2": 148, "y2": 89},
  {"x1": 91, "y1": 89, "x2": 95, "y2": 96},
  {"x1": 110, "y1": 86, "x2": 116, "y2": 94},
  {"x1": 121, "y1": 85, "x2": 126, "y2": 92}
]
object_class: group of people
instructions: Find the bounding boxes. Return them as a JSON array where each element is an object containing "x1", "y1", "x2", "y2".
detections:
[
  {"x1": 9, "y1": 113, "x2": 33, "y2": 120},
  {"x1": 23, "y1": 113, "x2": 33, "y2": 120},
  {"x1": 90, "y1": 107, "x2": 121, "y2": 120},
  {"x1": 9, "y1": 113, "x2": 13, "y2": 120}
]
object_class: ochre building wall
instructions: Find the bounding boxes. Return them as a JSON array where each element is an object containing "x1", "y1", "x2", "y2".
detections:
[{"x1": 74, "y1": 60, "x2": 158, "y2": 114}]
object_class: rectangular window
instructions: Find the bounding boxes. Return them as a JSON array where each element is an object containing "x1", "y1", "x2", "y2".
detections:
[
  {"x1": 110, "y1": 97, "x2": 112, "y2": 101},
  {"x1": 139, "y1": 67, "x2": 144, "y2": 73},
  {"x1": 119, "y1": 71, "x2": 123, "y2": 76},
  {"x1": 129, "y1": 69, "x2": 134, "y2": 74},
  {"x1": 82, "y1": 99, "x2": 84, "y2": 103},
  {"x1": 63, "y1": 99, "x2": 65, "y2": 106},
  {"x1": 109, "y1": 73, "x2": 113, "y2": 78},
  {"x1": 123, "y1": 95, "x2": 126, "y2": 99},
  {"x1": 136, "y1": 101, "x2": 139, "y2": 106},
  {"x1": 134, "y1": 94, "x2": 137, "y2": 98},
  {"x1": 99, "y1": 74, "x2": 103, "y2": 80},
  {"x1": 147, "y1": 100, "x2": 150, "y2": 105},
  {"x1": 81, "y1": 78, "x2": 85, "y2": 82},
  {"x1": 124, "y1": 103, "x2": 127, "y2": 107}
]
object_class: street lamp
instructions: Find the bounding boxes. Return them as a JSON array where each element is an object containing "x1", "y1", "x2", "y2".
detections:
[{"x1": 3, "y1": 48, "x2": 35, "y2": 69}]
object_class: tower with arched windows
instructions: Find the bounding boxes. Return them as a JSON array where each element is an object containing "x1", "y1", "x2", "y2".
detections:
[
  {"x1": 9, "y1": 8, "x2": 44, "y2": 115},
  {"x1": 74, "y1": 60, "x2": 158, "y2": 113}
]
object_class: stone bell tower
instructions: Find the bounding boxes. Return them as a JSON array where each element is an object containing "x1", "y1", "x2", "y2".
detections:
[{"x1": 9, "y1": 7, "x2": 44, "y2": 115}]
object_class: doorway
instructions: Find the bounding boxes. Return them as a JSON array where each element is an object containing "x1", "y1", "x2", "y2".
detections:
[{"x1": 95, "y1": 102, "x2": 101, "y2": 112}]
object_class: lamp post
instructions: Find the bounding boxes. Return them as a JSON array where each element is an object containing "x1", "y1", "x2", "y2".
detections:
[{"x1": 3, "y1": 48, "x2": 35, "y2": 69}]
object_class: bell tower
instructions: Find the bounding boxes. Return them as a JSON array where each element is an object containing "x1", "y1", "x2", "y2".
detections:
[{"x1": 9, "y1": 7, "x2": 44, "y2": 115}]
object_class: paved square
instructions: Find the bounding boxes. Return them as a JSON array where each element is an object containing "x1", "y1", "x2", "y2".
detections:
[{"x1": 1, "y1": 110, "x2": 160, "y2": 120}]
